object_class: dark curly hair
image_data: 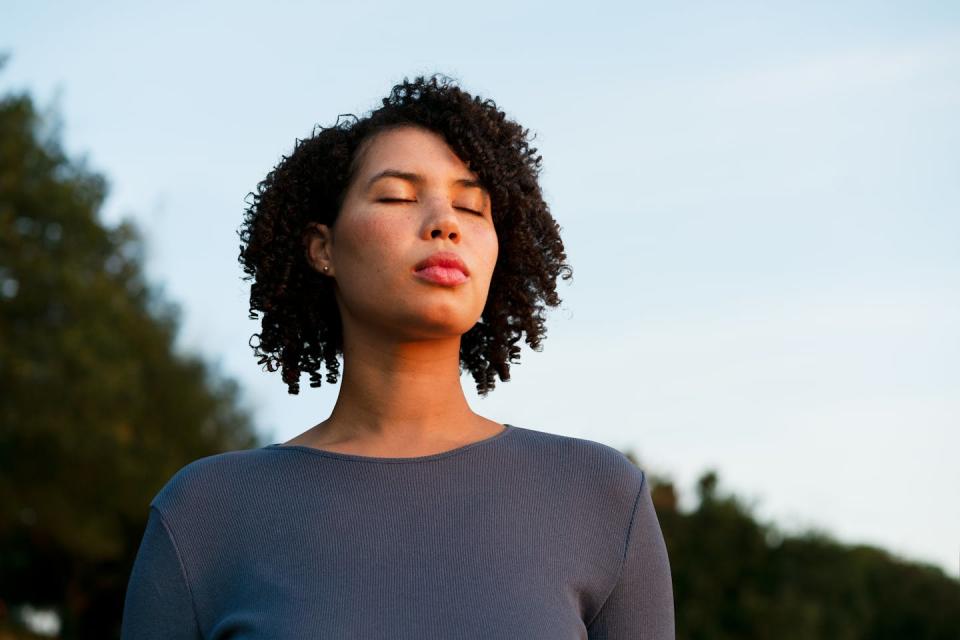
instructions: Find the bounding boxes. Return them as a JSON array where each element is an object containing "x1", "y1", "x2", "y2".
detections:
[{"x1": 237, "y1": 74, "x2": 572, "y2": 396}]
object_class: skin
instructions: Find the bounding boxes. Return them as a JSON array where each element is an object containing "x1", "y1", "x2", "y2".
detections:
[{"x1": 284, "y1": 125, "x2": 505, "y2": 456}]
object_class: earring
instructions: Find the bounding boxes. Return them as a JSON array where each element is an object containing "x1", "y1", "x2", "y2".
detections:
[{"x1": 323, "y1": 266, "x2": 329, "y2": 272}]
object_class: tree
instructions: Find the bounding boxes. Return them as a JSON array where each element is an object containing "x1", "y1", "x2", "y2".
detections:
[
  {"x1": 0, "y1": 63, "x2": 261, "y2": 638},
  {"x1": 631, "y1": 458, "x2": 960, "y2": 640}
]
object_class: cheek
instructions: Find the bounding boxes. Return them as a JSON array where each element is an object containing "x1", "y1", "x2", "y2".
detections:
[
  {"x1": 341, "y1": 212, "x2": 409, "y2": 270},
  {"x1": 480, "y1": 228, "x2": 499, "y2": 271}
]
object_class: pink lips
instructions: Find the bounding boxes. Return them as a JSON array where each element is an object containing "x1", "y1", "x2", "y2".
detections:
[{"x1": 413, "y1": 251, "x2": 470, "y2": 286}]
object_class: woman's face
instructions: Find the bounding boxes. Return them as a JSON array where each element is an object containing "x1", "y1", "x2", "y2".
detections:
[{"x1": 310, "y1": 125, "x2": 499, "y2": 342}]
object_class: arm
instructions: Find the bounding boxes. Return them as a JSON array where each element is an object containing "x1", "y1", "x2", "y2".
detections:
[
  {"x1": 587, "y1": 472, "x2": 676, "y2": 639},
  {"x1": 121, "y1": 506, "x2": 204, "y2": 640}
]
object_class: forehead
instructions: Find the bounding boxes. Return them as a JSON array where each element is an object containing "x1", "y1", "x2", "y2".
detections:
[{"x1": 352, "y1": 126, "x2": 475, "y2": 178}]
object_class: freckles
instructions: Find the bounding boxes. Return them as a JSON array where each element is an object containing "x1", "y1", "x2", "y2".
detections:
[
  {"x1": 347, "y1": 213, "x2": 409, "y2": 276},
  {"x1": 347, "y1": 209, "x2": 398, "y2": 243}
]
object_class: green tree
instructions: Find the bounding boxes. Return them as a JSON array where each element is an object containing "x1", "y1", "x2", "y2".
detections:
[
  {"x1": 0, "y1": 64, "x2": 261, "y2": 638},
  {"x1": 626, "y1": 453, "x2": 960, "y2": 640}
]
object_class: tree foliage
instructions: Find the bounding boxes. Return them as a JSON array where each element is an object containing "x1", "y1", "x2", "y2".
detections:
[
  {"x1": 639, "y1": 461, "x2": 960, "y2": 640},
  {"x1": 0, "y1": 69, "x2": 261, "y2": 638}
]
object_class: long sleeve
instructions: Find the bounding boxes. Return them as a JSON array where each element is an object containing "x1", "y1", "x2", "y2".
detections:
[
  {"x1": 587, "y1": 472, "x2": 676, "y2": 639},
  {"x1": 121, "y1": 506, "x2": 203, "y2": 640}
]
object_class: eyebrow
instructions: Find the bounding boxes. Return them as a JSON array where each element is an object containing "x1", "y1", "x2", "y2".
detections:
[{"x1": 365, "y1": 169, "x2": 488, "y2": 194}]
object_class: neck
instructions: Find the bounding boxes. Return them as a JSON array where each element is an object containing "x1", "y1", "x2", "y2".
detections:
[{"x1": 311, "y1": 330, "x2": 489, "y2": 450}]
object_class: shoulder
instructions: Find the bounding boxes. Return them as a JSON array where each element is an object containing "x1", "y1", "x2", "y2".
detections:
[
  {"x1": 148, "y1": 446, "x2": 279, "y2": 518},
  {"x1": 510, "y1": 424, "x2": 646, "y2": 481},
  {"x1": 508, "y1": 424, "x2": 647, "y2": 512}
]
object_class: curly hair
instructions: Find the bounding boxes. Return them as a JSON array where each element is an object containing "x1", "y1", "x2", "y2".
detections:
[{"x1": 237, "y1": 74, "x2": 572, "y2": 396}]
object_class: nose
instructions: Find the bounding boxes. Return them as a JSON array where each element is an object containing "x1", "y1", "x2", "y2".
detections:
[{"x1": 421, "y1": 195, "x2": 461, "y2": 242}]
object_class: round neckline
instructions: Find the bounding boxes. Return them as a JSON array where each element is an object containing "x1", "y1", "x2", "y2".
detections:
[{"x1": 263, "y1": 423, "x2": 516, "y2": 464}]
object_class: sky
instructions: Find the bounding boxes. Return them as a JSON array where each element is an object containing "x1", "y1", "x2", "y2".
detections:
[{"x1": 3, "y1": 1, "x2": 958, "y2": 577}]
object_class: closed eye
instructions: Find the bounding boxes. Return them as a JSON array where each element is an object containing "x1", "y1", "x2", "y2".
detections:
[{"x1": 380, "y1": 198, "x2": 482, "y2": 216}]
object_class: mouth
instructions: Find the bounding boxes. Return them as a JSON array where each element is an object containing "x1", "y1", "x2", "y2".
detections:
[
  {"x1": 413, "y1": 250, "x2": 470, "y2": 286},
  {"x1": 413, "y1": 265, "x2": 470, "y2": 286}
]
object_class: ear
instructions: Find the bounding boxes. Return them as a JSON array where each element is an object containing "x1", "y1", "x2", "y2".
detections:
[{"x1": 304, "y1": 223, "x2": 335, "y2": 276}]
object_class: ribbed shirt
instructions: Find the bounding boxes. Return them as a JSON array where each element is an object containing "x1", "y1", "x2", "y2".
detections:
[{"x1": 121, "y1": 423, "x2": 675, "y2": 639}]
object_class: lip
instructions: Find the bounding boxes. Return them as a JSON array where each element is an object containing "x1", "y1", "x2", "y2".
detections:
[{"x1": 413, "y1": 251, "x2": 470, "y2": 287}]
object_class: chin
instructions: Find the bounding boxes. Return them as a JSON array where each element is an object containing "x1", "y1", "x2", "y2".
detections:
[{"x1": 418, "y1": 314, "x2": 479, "y2": 337}]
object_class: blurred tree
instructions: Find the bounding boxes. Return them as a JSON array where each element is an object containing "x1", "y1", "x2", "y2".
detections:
[
  {"x1": 629, "y1": 454, "x2": 960, "y2": 640},
  {"x1": 0, "y1": 65, "x2": 261, "y2": 638}
]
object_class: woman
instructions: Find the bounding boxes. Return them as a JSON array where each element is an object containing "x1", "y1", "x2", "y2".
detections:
[{"x1": 121, "y1": 74, "x2": 675, "y2": 639}]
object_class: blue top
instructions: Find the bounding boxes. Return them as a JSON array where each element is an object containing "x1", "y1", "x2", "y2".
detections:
[{"x1": 121, "y1": 423, "x2": 675, "y2": 639}]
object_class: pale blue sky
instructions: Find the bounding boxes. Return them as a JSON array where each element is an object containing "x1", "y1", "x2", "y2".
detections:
[{"x1": 4, "y1": 1, "x2": 958, "y2": 576}]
